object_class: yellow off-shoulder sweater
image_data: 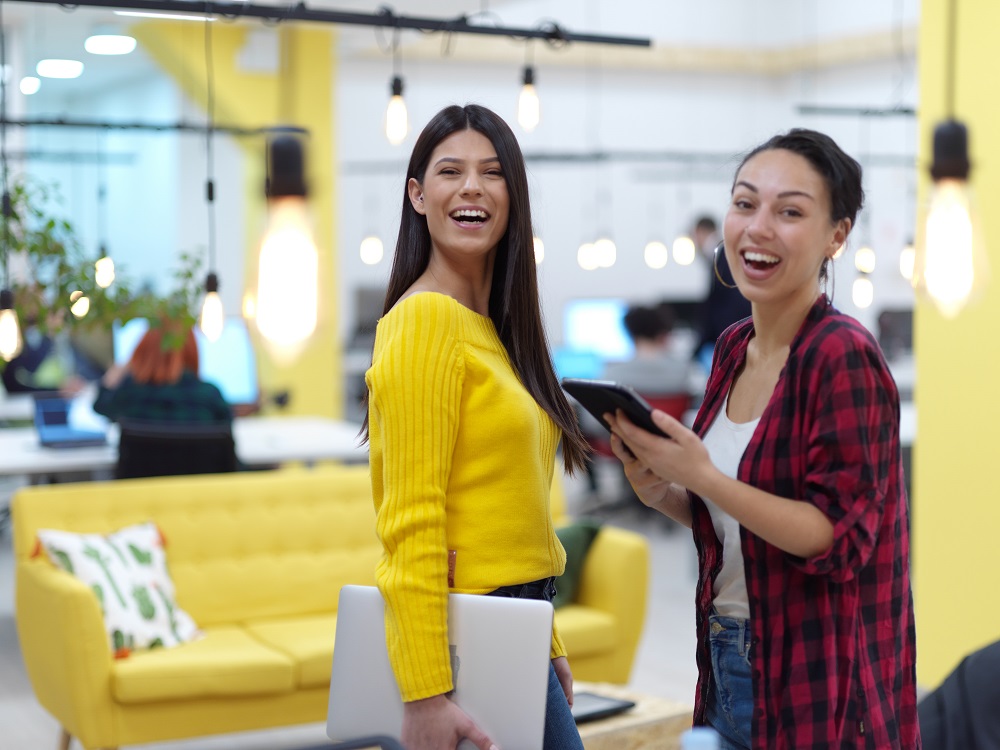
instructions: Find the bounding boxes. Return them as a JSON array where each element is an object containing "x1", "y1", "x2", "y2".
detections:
[{"x1": 366, "y1": 291, "x2": 567, "y2": 702}]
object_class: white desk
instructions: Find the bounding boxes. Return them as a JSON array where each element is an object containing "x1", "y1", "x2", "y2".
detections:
[
  {"x1": 0, "y1": 392, "x2": 35, "y2": 422},
  {"x1": 0, "y1": 416, "x2": 369, "y2": 478}
]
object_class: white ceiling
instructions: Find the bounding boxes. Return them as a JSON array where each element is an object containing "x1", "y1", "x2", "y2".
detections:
[{"x1": 4, "y1": 0, "x2": 918, "y2": 113}]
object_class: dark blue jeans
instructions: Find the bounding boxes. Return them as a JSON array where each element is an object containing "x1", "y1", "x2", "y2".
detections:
[{"x1": 487, "y1": 578, "x2": 584, "y2": 750}]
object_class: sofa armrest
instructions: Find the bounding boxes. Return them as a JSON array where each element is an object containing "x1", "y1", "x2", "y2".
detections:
[
  {"x1": 574, "y1": 525, "x2": 649, "y2": 672},
  {"x1": 16, "y1": 560, "x2": 116, "y2": 745}
]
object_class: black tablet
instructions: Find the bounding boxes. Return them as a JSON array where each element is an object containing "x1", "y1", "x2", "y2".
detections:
[
  {"x1": 570, "y1": 690, "x2": 637, "y2": 724},
  {"x1": 561, "y1": 378, "x2": 671, "y2": 439}
]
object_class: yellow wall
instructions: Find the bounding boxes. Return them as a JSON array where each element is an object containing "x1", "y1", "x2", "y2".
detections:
[
  {"x1": 914, "y1": 0, "x2": 1000, "y2": 687},
  {"x1": 132, "y1": 22, "x2": 340, "y2": 418}
]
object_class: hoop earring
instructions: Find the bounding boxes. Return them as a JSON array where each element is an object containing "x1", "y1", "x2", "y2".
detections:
[
  {"x1": 822, "y1": 258, "x2": 836, "y2": 301},
  {"x1": 713, "y1": 242, "x2": 738, "y2": 290}
]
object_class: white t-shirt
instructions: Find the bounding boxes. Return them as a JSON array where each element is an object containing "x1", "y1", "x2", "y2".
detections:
[{"x1": 700, "y1": 391, "x2": 760, "y2": 619}]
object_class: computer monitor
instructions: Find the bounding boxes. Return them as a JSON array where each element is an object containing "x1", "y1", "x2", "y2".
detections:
[
  {"x1": 562, "y1": 298, "x2": 633, "y2": 361},
  {"x1": 112, "y1": 317, "x2": 260, "y2": 407}
]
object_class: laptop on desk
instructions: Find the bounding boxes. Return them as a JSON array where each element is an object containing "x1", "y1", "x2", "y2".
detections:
[
  {"x1": 327, "y1": 584, "x2": 553, "y2": 750},
  {"x1": 33, "y1": 396, "x2": 108, "y2": 448}
]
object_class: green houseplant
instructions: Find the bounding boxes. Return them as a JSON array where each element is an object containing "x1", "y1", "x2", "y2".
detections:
[{"x1": 1, "y1": 178, "x2": 203, "y2": 365}]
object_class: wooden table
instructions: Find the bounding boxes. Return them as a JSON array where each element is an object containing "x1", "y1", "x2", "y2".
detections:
[{"x1": 575, "y1": 682, "x2": 693, "y2": 750}]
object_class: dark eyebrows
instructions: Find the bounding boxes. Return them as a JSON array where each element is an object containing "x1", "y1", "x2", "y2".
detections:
[
  {"x1": 733, "y1": 180, "x2": 815, "y2": 201},
  {"x1": 433, "y1": 155, "x2": 501, "y2": 167}
]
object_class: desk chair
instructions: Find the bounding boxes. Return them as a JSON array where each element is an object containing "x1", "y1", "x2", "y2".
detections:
[
  {"x1": 582, "y1": 392, "x2": 691, "y2": 519},
  {"x1": 116, "y1": 419, "x2": 237, "y2": 479}
]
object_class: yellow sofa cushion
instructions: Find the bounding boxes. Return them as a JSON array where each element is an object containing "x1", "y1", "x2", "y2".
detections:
[
  {"x1": 244, "y1": 613, "x2": 338, "y2": 689},
  {"x1": 113, "y1": 626, "x2": 295, "y2": 703},
  {"x1": 554, "y1": 605, "x2": 618, "y2": 659}
]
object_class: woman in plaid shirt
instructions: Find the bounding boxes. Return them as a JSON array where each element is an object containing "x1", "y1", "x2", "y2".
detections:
[{"x1": 607, "y1": 129, "x2": 919, "y2": 749}]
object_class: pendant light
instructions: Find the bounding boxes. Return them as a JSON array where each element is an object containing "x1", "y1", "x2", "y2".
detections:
[
  {"x1": 359, "y1": 190, "x2": 384, "y2": 265},
  {"x1": 384, "y1": 31, "x2": 408, "y2": 146},
  {"x1": 912, "y1": 0, "x2": 987, "y2": 318},
  {"x1": 199, "y1": 15, "x2": 224, "y2": 341},
  {"x1": 94, "y1": 131, "x2": 115, "y2": 289},
  {"x1": 0, "y1": 1, "x2": 22, "y2": 362},
  {"x1": 517, "y1": 43, "x2": 540, "y2": 133},
  {"x1": 517, "y1": 66, "x2": 540, "y2": 132},
  {"x1": 256, "y1": 132, "x2": 318, "y2": 362}
]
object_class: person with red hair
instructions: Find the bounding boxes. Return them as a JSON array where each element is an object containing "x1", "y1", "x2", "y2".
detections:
[{"x1": 94, "y1": 323, "x2": 231, "y2": 424}]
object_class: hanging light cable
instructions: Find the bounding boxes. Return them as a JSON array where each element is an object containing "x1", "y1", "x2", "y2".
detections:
[
  {"x1": 517, "y1": 42, "x2": 540, "y2": 132},
  {"x1": 256, "y1": 132, "x2": 318, "y2": 362},
  {"x1": 912, "y1": 0, "x2": 988, "y2": 318},
  {"x1": 384, "y1": 30, "x2": 408, "y2": 146},
  {"x1": 94, "y1": 130, "x2": 115, "y2": 289},
  {"x1": 199, "y1": 13, "x2": 224, "y2": 341},
  {"x1": 0, "y1": 0, "x2": 23, "y2": 362}
]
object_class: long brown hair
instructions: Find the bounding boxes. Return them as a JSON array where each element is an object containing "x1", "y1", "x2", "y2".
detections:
[
  {"x1": 362, "y1": 104, "x2": 588, "y2": 474},
  {"x1": 128, "y1": 325, "x2": 199, "y2": 386}
]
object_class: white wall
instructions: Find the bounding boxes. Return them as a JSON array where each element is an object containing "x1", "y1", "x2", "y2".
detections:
[{"x1": 335, "y1": 42, "x2": 919, "y2": 347}]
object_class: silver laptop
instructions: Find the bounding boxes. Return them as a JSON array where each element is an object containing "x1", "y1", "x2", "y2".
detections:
[{"x1": 327, "y1": 584, "x2": 553, "y2": 750}]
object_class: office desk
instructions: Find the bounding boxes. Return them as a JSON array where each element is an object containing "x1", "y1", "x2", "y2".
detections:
[
  {"x1": 0, "y1": 416, "x2": 369, "y2": 478},
  {"x1": 0, "y1": 392, "x2": 34, "y2": 423}
]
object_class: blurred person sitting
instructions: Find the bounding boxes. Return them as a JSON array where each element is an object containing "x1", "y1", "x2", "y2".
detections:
[
  {"x1": 94, "y1": 322, "x2": 231, "y2": 425},
  {"x1": 1, "y1": 308, "x2": 86, "y2": 399},
  {"x1": 580, "y1": 305, "x2": 694, "y2": 509},
  {"x1": 602, "y1": 304, "x2": 693, "y2": 396}
]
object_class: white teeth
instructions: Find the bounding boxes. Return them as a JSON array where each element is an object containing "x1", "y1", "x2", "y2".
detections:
[
  {"x1": 450, "y1": 209, "x2": 488, "y2": 220},
  {"x1": 743, "y1": 251, "x2": 780, "y2": 264}
]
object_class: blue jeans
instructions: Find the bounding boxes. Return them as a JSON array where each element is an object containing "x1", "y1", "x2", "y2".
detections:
[
  {"x1": 488, "y1": 578, "x2": 584, "y2": 750},
  {"x1": 705, "y1": 611, "x2": 753, "y2": 750}
]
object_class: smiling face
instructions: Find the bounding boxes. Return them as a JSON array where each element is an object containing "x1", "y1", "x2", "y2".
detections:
[
  {"x1": 723, "y1": 148, "x2": 850, "y2": 313},
  {"x1": 407, "y1": 128, "x2": 510, "y2": 270}
]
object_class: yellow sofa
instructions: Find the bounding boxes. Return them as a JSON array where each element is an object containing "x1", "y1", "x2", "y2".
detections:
[{"x1": 13, "y1": 466, "x2": 648, "y2": 749}]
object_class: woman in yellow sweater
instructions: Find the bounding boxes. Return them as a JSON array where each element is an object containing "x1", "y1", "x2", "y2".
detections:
[{"x1": 362, "y1": 104, "x2": 590, "y2": 750}]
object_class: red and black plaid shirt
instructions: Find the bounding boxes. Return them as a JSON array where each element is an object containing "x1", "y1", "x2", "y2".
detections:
[{"x1": 689, "y1": 296, "x2": 920, "y2": 749}]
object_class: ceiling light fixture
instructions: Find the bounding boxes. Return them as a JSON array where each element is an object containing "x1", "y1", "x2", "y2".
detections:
[
  {"x1": 94, "y1": 132, "x2": 115, "y2": 289},
  {"x1": 912, "y1": 0, "x2": 987, "y2": 318},
  {"x1": 517, "y1": 42, "x2": 540, "y2": 133},
  {"x1": 852, "y1": 273, "x2": 874, "y2": 309},
  {"x1": 256, "y1": 132, "x2": 318, "y2": 361},
  {"x1": 899, "y1": 240, "x2": 915, "y2": 281},
  {"x1": 19, "y1": 76, "x2": 39, "y2": 95},
  {"x1": 36, "y1": 59, "x2": 84, "y2": 79},
  {"x1": 644, "y1": 240, "x2": 668, "y2": 270},
  {"x1": 672, "y1": 235, "x2": 696, "y2": 266},
  {"x1": 359, "y1": 235, "x2": 383, "y2": 265},
  {"x1": 199, "y1": 15, "x2": 224, "y2": 342},
  {"x1": 384, "y1": 31, "x2": 407, "y2": 146},
  {"x1": 85, "y1": 33, "x2": 137, "y2": 56}
]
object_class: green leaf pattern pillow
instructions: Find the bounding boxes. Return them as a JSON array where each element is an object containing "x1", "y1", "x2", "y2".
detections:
[{"x1": 36, "y1": 521, "x2": 200, "y2": 656}]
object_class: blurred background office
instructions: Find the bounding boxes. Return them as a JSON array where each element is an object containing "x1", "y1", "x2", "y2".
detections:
[{"x1": 1, "y1": 0, "x2": 998, "y2": 725}]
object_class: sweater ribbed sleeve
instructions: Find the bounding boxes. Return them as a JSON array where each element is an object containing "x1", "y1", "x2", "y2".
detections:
[{"x1": 368, "y1": 293, "x2": 465, "y2": 701}]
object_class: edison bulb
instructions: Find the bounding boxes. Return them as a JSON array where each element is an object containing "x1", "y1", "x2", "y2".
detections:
[
  {"x1": 0, "y1": 306, "x2": 23, "y2": 361},
  {"x1": 200, "y1": 291, "x2": 224, "y2": 342},
  {"x1": 95, "y1": 256, "x2": 115, "y2": 288},
  {"x1": 257, "y1": 196, "x2": 319, "y2": 359}
]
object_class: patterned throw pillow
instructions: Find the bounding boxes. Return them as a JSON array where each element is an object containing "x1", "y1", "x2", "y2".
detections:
[{"x1": 36, "y1": 521, "x2": 200, "y2": 657}]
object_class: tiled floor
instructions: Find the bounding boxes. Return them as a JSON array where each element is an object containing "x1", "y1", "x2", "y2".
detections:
[{"x1": 0, "y1": 463, "x2": 698, "y2": 749}]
